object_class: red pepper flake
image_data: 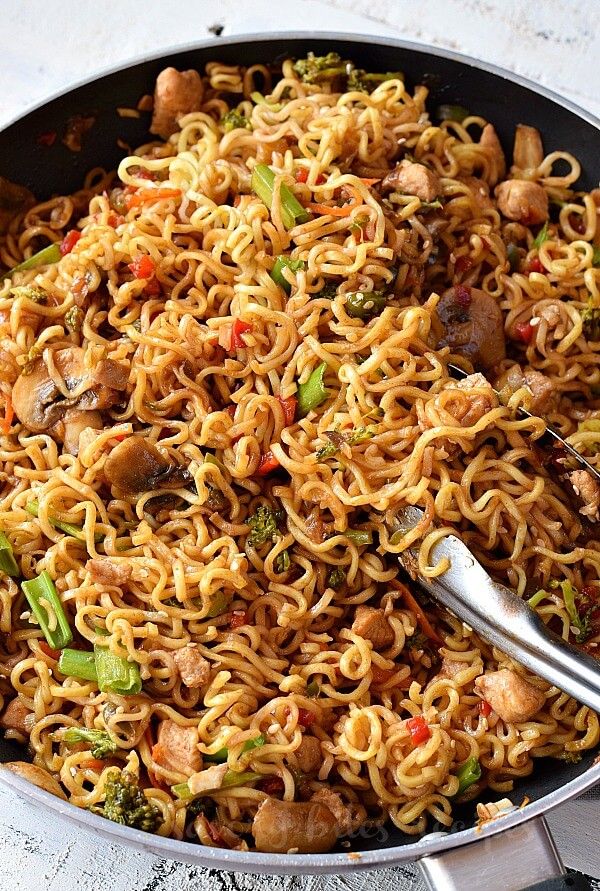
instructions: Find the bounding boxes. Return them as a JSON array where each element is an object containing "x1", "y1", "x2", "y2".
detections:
[
  {"x1": 231, "y1": 318, "x2": 253, "y2": 350},
  {"x1": 257, "y1": 775, "x2": 285, "y2": 797},
  {"x1": 454, "y1": 285, "x2": 472, "y2": 307},
  {"x1": 478, "y1": 699, "x2": 492, "y2": 717},
  {"x1": 406, "y1": 715, "x2": 431, "y2": 745},
  {"x1": 527, "y1": 257, "x2": 544, "y2": 274},
  {"x1": 38, "y1": 641, "x2": 60, "y2": 660},
  {"x1": 455, "y1": 255, "x2": 474, "y2": 276},
  {"x1": 277, "y1": 395, "x2": 297, "y2": 426},
  {"x1": 256, "y1": 450, "x2": 280, "y2": 476},
  {"x1": 60, "y1": 229, "x2": 81, "y2": 255},
  {"x1": 297, "y1": 708, "x2": 316, "y2": 728},
  {"x1": 37, "y1": 130, "x2": 57, "y2": 147},
  {"x1": 296, "y1": 169, "x2": 326, "y2": 185},
  {"x1": 129, "y1": 255, "x2": 155, "y2": 279},
  {"x1": 107, "y1": 212, "x2": 124, "y2": 228},
  {"x1": 514, "y1": 320, "x2": 535, "y2": 344},
  {"x1": 229, "y1": 610, "x2": 248, "y2": 629}
]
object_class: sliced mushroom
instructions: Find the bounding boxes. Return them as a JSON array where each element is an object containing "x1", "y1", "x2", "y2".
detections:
[
  {"x1": 436, "y1": 286, "x2": 506, "y2": 370},
  {"x1": 104, "y1": 436, "x2": 192, "y2": 495},
  {"x1": 3, "y1": 761, "x2": 67, "y2": 800},
  {"x1": 513, "y1": 125, "x2": 544, "y2": 172},
  {"x1": 252, "y1": 798, "x2": 338, "y2": 854}
]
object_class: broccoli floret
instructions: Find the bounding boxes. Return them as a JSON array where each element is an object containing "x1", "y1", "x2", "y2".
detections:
[
  {"x1": 293, "y1": 52, "x2": 350, "y2": 85},
  {"x1": 327, "y1": 567, "x2": 345, "y2": 589},
  {"x1": 9, "y1": 285, "x2": 47, "y2": 303},
  {"x1": 550, "y1": 579, "x2": 592, "y2": 644},
  {"x1": 581, "y1": 305, "x2": 600, "y2": 342},
  {"x1": 91, "y1": 770, "x2": 161, "y2": 833},
  {"x1": 63, "y1": 727, "x2": 118, "y2": 759},
  {"x1": 347, "y1": 69, "x2": 403, "y2": 93},
  {"x1": 220, "y1": 109, "x2": 251, "y2": 132},
  {"x1": 313, "y1": 280, "x2": 339, "y2": 300},
  {"x1": 275, "y1": 549, "x2": 290, "y2": 573},
  {"x1": 247, "y1": 504, "x2": 283, "y2": 547},
  {"x1": 316, "y1": 426, "x2": 376, "y2": 460}
]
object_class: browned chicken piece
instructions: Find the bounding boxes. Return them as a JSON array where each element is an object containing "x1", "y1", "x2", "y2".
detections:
[
  {"x1": 3, "y1": 762, "x2": 66, "y2": 799},
  {"x1": 173, "y1": 645, "x2": 211, "y2": 688},
  {"x1": 443, "y1": 373, "x2": 498, "y2": 427},
  {"x1": 479, "y1": 123, "x2": 506, "y2": 186},
  {"x1": 0, "y1": 175, "x2": 34, "y2": 234},
  {"x1": 0, "y1": 698, "x2": 34, "y2": 735},
  {"x1": 294, "y1": 736, "x2": 322, "y2": 774},
  {"x1": 474, "y1": 669, "x2": 546, "y2": 723},
  {"x1": 86, "y1": 557, "x2": 132, "y2": 587},
  {"x1": 503, "y1": 365, "x2": 555, "y2": 414},
  {"x1": 155, "y1": 719, "x2": 201, "y2": 775},
  {"x1": 104, "y1": 436, "x2": 192, "y2": 495},
  {"x1": 188, "y1": 763, "x2": 228, "y2": 795},
  {"x1": 311, "y1": 788, "x2": 365, "y2": 837},
  {"x1": 436, "y1": 286, "x2": 506, "y2": 370},
  {"x1": 495, "y1": 179, "x2": 548, "y2": 225},
  {"x1": 351, "y1": 605, "x2": 394, "y2": 649},
  {"x1": 150, "y1": 67, "x2": 204, "y2": 139},
  {"x1": 252, "y1": 798, "x2": 338, "y2": 854},
  {"x1": 568, "y1": 470, "x2": 600, "y2": 522},
  {"x1": 459, "y1": 175, "x2": 493, "y2": 213},
  {"x1": 439, "y1": 654, "x2": 471, "y2": 679},
  {"x1": 381, "y1": 160, "x2": 441, "y2": 202},
  {"x1": 513, "y1": 124, "x2": 544, "y2": 171},
  {"x1": 59, "y1": 409, "x2": 103, "y2": 456}
]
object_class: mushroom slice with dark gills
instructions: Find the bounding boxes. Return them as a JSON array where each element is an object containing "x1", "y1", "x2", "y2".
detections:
[
  {"x1": 435, "y1": 285, "x2": 506, "y2": 371},
  {"x1": 11, "y1": 347, "x2": 126, "y2": 434},
  {"x1": 104, "y1": 437, "x2": 192, "y2": 496}
]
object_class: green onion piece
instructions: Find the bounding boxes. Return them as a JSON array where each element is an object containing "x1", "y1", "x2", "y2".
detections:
[
  {"x1": 297, "y1": 362, "x2": 329, "y2": 417},
  {"x1": 1, "y1": 243, "x2": 62, "y2": 280},
  {"x1": 507, "y1": 243, "x2": 520, "y2": 273},
  {"x1": 527, "y1": 589, "x2": 549, "y2": 609},
  {"x1": 204, "y1": 734, "x2": 266, "y2": 763},
  {"x1": 455, "y1": 756, "x2": 481, "y2": 796},
  {"x1": 593, "y1": 246, "x2": 600, "y2": 268},
  {"x1": 275, "y1": 549, "x2": 290, "y2": 573},
  {"x1": 270, "y1": 256, "x2": 306, "y2": 294},
  {"x1": 22, "y1": 570, "x2": 72, "y2": 650},
  {"x1": 345, "y1": 290, "x2": 387, "y2": 320},
  {"x1": 345, "y1": 529, "x2": 373, "y2": 546},
  {"x1": 250, "y1": 92, "x2": 284, "y2": 111},
  {"x1": 389, "y1": 529, "x2": 406, "y2": 546},
  {"x1": 172, "y1": 770, "x2": 261, "y2": 800},
  {"x1": 94, "y1": 644, "x2": 142, "y2": 696},
  {"x1": 171, "y1": 782, "x2": 194, "y2": 801},
  {"x1": 251, "y1": 163, "x2": 310, "y2": 230},
  {"x1": 204, "y1": 453, "x2": 225, "y2": 471},
  {"x1": 58, "y1": 648, "x2": 98, "y2": 681},
  {"x1": 436, "y1": 104, "x2": 470, "y2": 123},
  {"x1": 0, "y1": 532, "x2": 20, "y2": 577},
  {"x1": 555, "y1": 579, "x2": 590, "y2": 643},
  {"x1": 533, "y1": 221, "x2": 550, "y2": 249},
  {"x1": 306, "y1": 679, "x2": 320, "y2": 697},
  {"x1": 203, "y1": 590, "x2": 232, "y2": 619},
  {"x1": 26, "y1": 500, "x2": 102, "y2": 543}
]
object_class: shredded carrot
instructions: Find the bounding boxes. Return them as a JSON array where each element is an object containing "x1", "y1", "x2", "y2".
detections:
[
  {"x1": 2, "y1": 398, "x2": 14, "y2": 436},
  {"x1": 307, "y1": 187, "x2": 362, "y2": 218},
  {"x1": 391, "y1": 579, "x2": 442, "y2": 643},
  {"x1": 126, "y1": 188, "x2": 181, "y2": 210},
  {"x1": 151, "y1": 742, "x2": 167, "y2": 765},
  {"x1": 359, "y1": 178, "x2": 381, "y2": 185},
  {"x1": 81, "y1": 758, "x2": 105, "y2": 771}
]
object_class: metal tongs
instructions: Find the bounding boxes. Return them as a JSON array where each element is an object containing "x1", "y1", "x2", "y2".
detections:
[{"x1": 397, "y1": 505, "x2": 600, "y2": 713}]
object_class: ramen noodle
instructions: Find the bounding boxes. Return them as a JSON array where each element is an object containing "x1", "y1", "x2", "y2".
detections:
[{"x1": 0, "y1": 53, "x2": 598, "y2": 852}]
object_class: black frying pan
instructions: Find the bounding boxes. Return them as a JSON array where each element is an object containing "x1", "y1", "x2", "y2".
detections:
[{"x1": 0, "y1": 33, "x2": 598, "y2": 891}]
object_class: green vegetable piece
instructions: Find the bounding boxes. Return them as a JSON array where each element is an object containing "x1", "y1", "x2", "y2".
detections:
[
  {"x1": 1, "y1": 243, "x2": 61, "y2": 280},
  {"x1": 506, "y1": 243, "x2": 520, "y2": 273},
  {"x1": 306, "y1": 680, "x2": 320, "y2": 697},
  {"x1": 327, "y1": 567, "x2": 345, "y2": 589},
  {"x1": 345, "y1": 290, "x2": 386, "y2": 320},
  {"x1": 275, "y1": 549, "x2": 290, "y2": 573},
  {"x1": 297, "y1": 362, "x2": 329, "y2": 417},
  {"x1": 533, "y1": 221, "x2": 550, "y2": 249},
  {"x1": 64, "y1": 305, "x2": 83, "y2": 332},
  {"x1": 313, "y1": 280, "x2": 338, "y2": 300},
  {"x1": 220, "y1": 109, "x2": 252, "y2": 132},
  {"x1": 91, "y1": 770, "x2": 161, "y2": 832},
  {"x1": 0, "y1": 531, "x2": 20, "y2": 577},
  {"x1": 247, "y1": 504, "x2": 281, "y2": 548},
  {"x1": 204, "y1": 453, "x2": 225, "y2": 471},
  {"x1": 347, "y1": 69, "x2": 404, "y2": 93},
  {"x1": 552, "y1": 579, "x2": 591, "y2": 643},
  {"x1": 455, "y1": 756, "x2": 482, "y2": 796},
  {"x1": 344, "y1": 529, "x2": 373, "y2": 546},
  {"x1": 58, "y1": 648, "x2": 98, "y2": 682},
  {"x1": 527, "y1": 589, "x2": 549, "y2": 609},
  {"x1": 436, "y1": 104, "x2": 470, "y2": 123},
  {"x1": 292, "y1": 52, "x2": 350, "y2": 86},
  {"x1": 94, "y1": 644, "x2": 142, "y2": 696},
  {"x1": 9, "y1": 285, "x2": 47, "y2": 303},
  {"x1": 593, "y1": 246, "x2": 600, "y2": 268},
  {"x1": 270, "y1": 256, "x2": 306, "y2": 294},
  {"x1": 63, "y1": 727, "x2": 118, "y2": 759},
  {"x1": 204, "y1": 733, "x2": 266, "y2": 763},
  {"x1": 580, "y1": 304, "x2": 600, "y2": 342},
  {"x1": 172, "y1": 770, "x2": 261, "y2": 800},
  {"x1": 203, "y1": 590, "x2": 232, "y2": 619},
  {"x1": 251, "y1": 163, "x2": 310, "y2": 230},
  {"x1": 250, "y1": 92, "x2": 284, "y2": 111},
  {"x1": 26, "y1": 500, "x2": 102, "y2": 543},
  {"x1": 22, "y1": 570, "x2": 72, "y2": 650}
]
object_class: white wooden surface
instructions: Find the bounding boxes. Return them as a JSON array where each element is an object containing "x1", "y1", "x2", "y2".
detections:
[{"x1": 1, "y1": 1, "x2": 600, "y2": 887}]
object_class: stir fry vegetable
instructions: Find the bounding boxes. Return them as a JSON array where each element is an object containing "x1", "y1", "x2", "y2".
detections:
[
  {"x1": 58, "y1": 648, "x2": 98, "y2": 682},
  {"x1": 293, "y1": 52, "x2": 350, "y2": 85},
  {"x1": 344, "y1": 529, "x2": 373, "y2": 546},
  {"x1": 347, "y1": 69, "x2": 403, "y2": 92},
  {"x1": 204, "y1": 734, "x2": 266, "y2": 763},
  {"x1": 0, "y1": 531, "x2": 19, "y2": 577},
  {"x1": 344, "y1": 290, "x2": 387, "y2": 320},
  {"x1": 26, "y1": 500, "x2": 102, "y2": 543},
  {"x1": 1, "y1": 242, "x2": 61, "y2": 279},
  {"x1": 62, "y1": 727, "x2": 118, "y2": 759},
  {"x1": 270, "y1": 256, "x2": 306, "y2": 294},
  {"x1": 251, "y1": 163, "x2": 309, "y2": 230},
  {"x1": 297, "y1": 362, "x2": 329, "y2": 417},
  {"x1": 91, "y1": 770, "x2": 161, "y2": 831},
  {"x1": 455, "y1": 756, "x2": 482, "y2": 796},
  {"x1": 94, "y1": 644, "x2": 142, "y2": 696},
  {"x1": 22, "y1": 571, "x2": 73, "y2": 650},
  {"x1": 220, "y1": 109, "x2": 251, "y2": 131},
  {"x1": 247, "y1": 505, "x2": 282, "y2": 547},
  {"x1": 172, "y1": 770, "x2": 262, "y2": 800},
  {"x1": 436, "y1": 104, "x2": 470, "y2": 123}
]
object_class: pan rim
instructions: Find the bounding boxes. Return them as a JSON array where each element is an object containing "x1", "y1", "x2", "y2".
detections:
[{"x1": 1, "y1": 29, "x2": 599, "y2": 873}]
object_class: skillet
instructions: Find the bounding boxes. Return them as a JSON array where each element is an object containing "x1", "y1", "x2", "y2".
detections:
[{"x1": 0, "y1": 32, "x2": 599, "y2": 891}]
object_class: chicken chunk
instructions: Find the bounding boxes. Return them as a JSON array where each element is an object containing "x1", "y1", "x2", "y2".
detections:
[
  {"x1": 503, "y1": 365, "x2": 555, "y2": 414},
  {"x1": 0, "y1": 698, "x2": 34, "y2": 735},
  {"x1": 150, "y1": 67, "x2": 204, "y2": 139},
  {"x1": 436, "y1": 286, "x2": 506, "y2": 370},
  {"x1": 479, "y1": 123, "x2": 506, "y2": 186},
  {"x1": 173, "y1": 645, "x2": 211, "y2": 688},
  {"x1": 155, "y1": 719, "x2": 201, "y2": 775},
  {"x1": 351, "y1": 605, "x2": 394, "y2": 649},
  {"x1": 93, "y1": 359, "x2": 129, "y2": 391},
  {"x1": 474, "y1": 669, "x2": 545, "y2": 723},
  {"x1": 443, "y1": 373, "x2": 498, "y2": 427},
  {"x1": 188, "y1": 763, "x2": 228, "y2": 795},
  {"x1": 495, "y1": 179, "x2": 548, "y2": 225},
  {"x1": 439, "y1": 654, "x2": 471, "y2": 679},
  {"x1": 569, "y1": 470, "x2": 600, "y2": 521},
  {"x1": 252, "y1": 798, "x2": 338, "y2": 854},
  {"x1": 382, "y1": 160, "x2": 441, "y2": 202},
  {"x1": 86, "y1": 557, "x2": 132, "y2": 587},
  {"x1": 294, "y1": 736, "x2": 322, "y2": 775},
  {"x1": 311, "y1": 788, "x2": 365, "y2": 837}
]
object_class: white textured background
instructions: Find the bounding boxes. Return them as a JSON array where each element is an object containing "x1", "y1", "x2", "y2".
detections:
[{"x1": 1, "y1": 1, "x2": 599, "y2": 888}]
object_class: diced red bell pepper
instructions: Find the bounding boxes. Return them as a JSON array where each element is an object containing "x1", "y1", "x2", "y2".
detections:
[
  {"x1": 60, "y1": 229, "x2": 82, "y2": 255},
  {"x1": 277, "y1": 395, "x2": 297, "y2": 426},
  {"x1": 256, "y1": 450, "x2": 280, "y2": 476},
  {"x1": 297, "y1": 708, "x2": 316, "y2": 728},
  {"x1": 231, "y1": 318, "x2": 253, "y2": 350},
  {"x1": 296, "y1": 168, "x2": 326, "y2": 185},
  {"x1": 406, "y1": 715, "x2": 431, "y2": 745},
  {"x1": 528, "y1": 257, "x2": 544, "y2": 274},
  {"x1": 129, "y1": 255, "x2": 155, "y2": 279},
  {"x1": 479, "y1": 699, "x2": 492, "y2": 717},
  {"x1": 38, "y1": 641, "x2": 60, "y2": 660},
  {"x1": 514, "y1": 321, "x2": 535, "y2": 344},
  {"x1": 229, "y1": 610, "x2": 248, "y2": 629}
]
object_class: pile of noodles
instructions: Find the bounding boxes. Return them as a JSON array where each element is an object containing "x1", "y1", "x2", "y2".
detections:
[{"x1": 0, "y1": 56, "x2": 598, "y2": 845}]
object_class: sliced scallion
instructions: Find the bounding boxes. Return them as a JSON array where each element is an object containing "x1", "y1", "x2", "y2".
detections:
[
  {"x1": 94, "y1": 644, "x2": 141, "y2": 696},
  {"x1": 251, "y1": 163, "x2": 310, "y2": 230},
  {"x1": 204, "y1": 734, "x2": 266, "y2": 763},
  {"x1": 26, "y1": 500, "x2": 102, "y2": 543},
  {"x1": 0, "y1": 532, "x2": 19, "y2": 577},
  {"x1": 1, "y1": 243, "x2": 62, "y2": 280},
  {"x1": 58, "y1": 648, "x2": 98, "y2": 682},
  {"x1": 22, "y1": 570, "x2": 72, "y2": 649},
  {"x1": 455, "y1": 756, "x2": 481, "y2": 796}
]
